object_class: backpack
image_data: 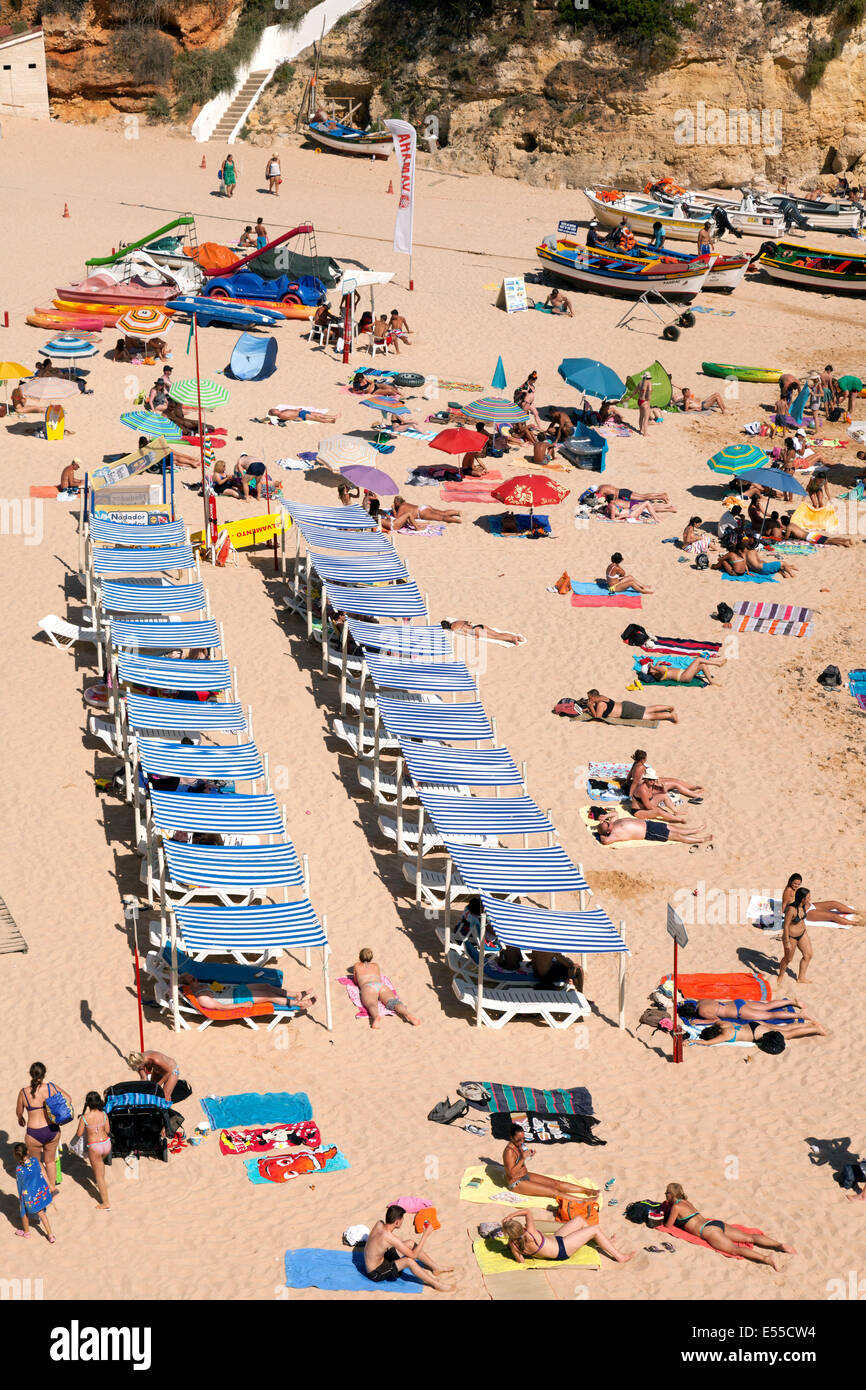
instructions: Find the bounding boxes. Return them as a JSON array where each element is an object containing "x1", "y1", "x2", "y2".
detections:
[
  {"x1": 427, "y1": 1096, "x2": 469, "y2": 1125},
  {"x1": 714, "y1": 602, "x2": 734, "y2": 624},
  {"x1": 621, "y1": 623, "x2": 649, "y2": 647},
  {"x1": 625, "y1": 1198, "x2": 663, "y2": 1225},
  {"x1": 695, "y1": 553, "x2": 710, "y2": 570},
  {"x1": 638, "y1": 1005, "x2": 672, "y2": 1033}
]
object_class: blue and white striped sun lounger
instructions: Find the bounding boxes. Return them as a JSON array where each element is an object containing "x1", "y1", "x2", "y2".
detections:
[
  {"x1": 418, "y1": 792, "x2": 554, "y2": 839},
  {"x1": 444, "y1": 842, "x2": 588, "y2": 894},
  {"x1": 126, "y1": 695, "x2": 247, "y2": 735},
  {"x1": 149, "y1": 789, "x2": 284, "y2": 838},
  {"x1": 110, "y1": 620, "x2": 221, "y2": 651},
  {"x1": 363, "y1": 657, "x2": 477, "y2": 694},
  {"x1": 375, "y1": 697, "x2": 493, "y2": 743},
  {"x1": 98, "y1": 581, "x2": 207, "y2": 616},
  {"x1": 320, "y1": 581, "x2": 427, "y2": 619},
  {"x1": 347, "y1": 620, "x2": 453, "y2": 658},
  {"x1": 308, "y1": 551, "x2": 409, "y2": 584},
  {"x1": 92, "y1": 545, "x2": 195, "y2": 577},
  {"x1": 89, "y1": 518, "x2": 187, "y2": 548},
  {"x1": 479, "y1": 894, "x2": 625, "y2": 952},
  {"x1": 137, "y1": 739, "x2": 264, "y2": 782},
  {"x1": 116, "y1": 654, "x2": 233, "y2": 694},
  {"x1": 163, "y1": 840, "x2": 304, "y2": 889},
  {"x1": 282, "y1": 502, "x2": 376, "y2": 530},
  {"x1": 173, "y1": 900, "x2": 327, "y2": 953},
  {"x1": 399, "y1": 743, "x2": 523, "y2": 787},
  {"x1": 294, "y1": 523, "x2": 396, "y2": 554}
]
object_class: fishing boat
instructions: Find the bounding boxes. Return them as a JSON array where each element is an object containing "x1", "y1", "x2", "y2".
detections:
[
  {"x1": 643, "y1": 178, "x2": 863, "y2": 234},
  {"x1": 761, "y1": 195, "x2": 862, "y2": 234},
  {"x1": 630, "y1": 238, "x2": 749, "y2": 291},
  {"x1": 585, "y1": 189, "x2": 785, "y2": 241},
  {"x1": 757, "y1": 240, "x2": 866, "y2": 293},
  {"x1": 536, "y1": 237, "x2": 710, "y2": 298},
  {"x1": 298, "y1": 32, "x2": 392, "y2": 157}
]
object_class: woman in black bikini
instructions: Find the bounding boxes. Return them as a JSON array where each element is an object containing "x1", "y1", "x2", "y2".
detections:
[
  {"x1": 503, "y1": 1210, "x2": 635, "y2": 1265},
  {"x1": 662, "y1": 1183, "x2": 796, "y2": 1269},
  {"x1": 578, "y1": 689, "x2": 679, "y2": 724},
  {"x1": 777, "y1": 886, "x2": 813, "y2": 986},
  {"x1": 15, "y1": 1062, "x2": 73, "y2": 1193},
  {"x1": 781, "y1": 872, "x2": 860, "y2": 927}
]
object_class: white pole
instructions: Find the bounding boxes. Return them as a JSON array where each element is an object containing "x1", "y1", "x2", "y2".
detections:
[
  {"x1": 170, "y1": 911, "x2": 180, "y2": 1033},
  {"x1": 323, "y1": 934, "x2": 333, "y2": 1031},
  {"x1": 618, "y1": 924, "x2": 627, "y2": 1029},
  {"x1": 475, "y1": 909, "x2": 486, "y2": 1028}
]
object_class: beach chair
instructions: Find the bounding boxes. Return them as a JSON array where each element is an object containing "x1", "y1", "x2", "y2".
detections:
[
  {"x1": 150, "y1": 974, "x2": 300, "y2": 1031},
  {"x1": 37, "y1": 614, "x2": 99, "y2": 651},
  {"x1": 450, "y1": 977, "x2": 590, "y2": 1029}
]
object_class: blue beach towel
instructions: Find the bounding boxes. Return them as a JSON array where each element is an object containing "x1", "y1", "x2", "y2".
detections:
[
  {"x1": 200, "y1": 1091, "x2": 312, "y2": 1129},
  {"x1": 245, "y1": 1147, "x2": 350, "y2": 1184},
  {"x1": 571, "y1": 580, "x2": 639, "y2": 596},
  {"x1": 721, "y1": 571, "x2": 778, "y2": 585},
  {"x1": 16, "y1": 1157, "x2": 52, "y2": 1216},
  {"x1": 488, "y1": 513, "x2": 551, "y2": 537},
  {"x1": 284, "y1": 1248, "x2": 423, "y2": 1293}
]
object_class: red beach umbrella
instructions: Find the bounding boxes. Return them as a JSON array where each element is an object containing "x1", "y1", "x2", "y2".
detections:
[
  {"x1": 491, "y1": 473, "x2": 570, "y2": 522},
  {"x1": 428, "y1": 428, "x2": 489, "y2": 455}
]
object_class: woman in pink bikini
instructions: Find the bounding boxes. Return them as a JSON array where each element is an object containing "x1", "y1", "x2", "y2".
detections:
[
  {"x1": 73, "y1": 1092, "x2": 112, "y2": 1211},
  {"x1": 15, "y1": 1061, "x2": 73, "y2": 1194}
]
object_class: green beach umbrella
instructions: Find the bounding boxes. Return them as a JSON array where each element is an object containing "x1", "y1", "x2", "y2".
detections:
[
  {"x1": 169, "y1": 378, "x2": 230, "y2": 409},
  {"x1": 707, "y1": 444, "x2": 769, "y2": 476},
  {"x1": 492, "y1": 356, "x2": 507, "y2": 391}
]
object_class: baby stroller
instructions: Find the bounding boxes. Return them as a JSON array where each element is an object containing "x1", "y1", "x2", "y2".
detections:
[{"x1": 104, "y1": 1080, "x2": 170, "y2": 1163}]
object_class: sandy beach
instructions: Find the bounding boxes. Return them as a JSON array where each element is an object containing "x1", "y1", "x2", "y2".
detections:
[{"x1": 1, "y1": 114, "x2": 865, "y2": 1304}]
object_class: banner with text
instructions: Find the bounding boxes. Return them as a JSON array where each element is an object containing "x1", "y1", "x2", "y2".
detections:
[{"x1": 385, "y1": 119, "x2": 417, "y2": 256}]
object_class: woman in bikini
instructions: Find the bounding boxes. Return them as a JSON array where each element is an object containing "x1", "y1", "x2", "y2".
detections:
[
  {"x1": 678, "y1": 997, "x2": 815, "y2": 1025},
  {"x1": 15, "y1": 1062, "x2": 73, "y2": 1193},
  {"x1": 682, "y1": 516, "x2": 718, "y2": 556},
  {"x1": 503, "y1": 1209, "x2": 635, "y2": 1265},
  {"x1": 441, "y1": 618, "x2": 526, "y2": 646},
  {"x1": 781, "y1": 872, "x2": 860, "y2": 927},
  {"x1": 73, "y1": 1092, "x2": 112, "y2": 1211},
  {"x1": 638, "y1": 654, "x2": 726, "y2": 686},
  {"x1": 384, "y1": 498, "x2": 462, "y2": 530},
  {"x1": 662, "y1": 1183, "x2": 796, "y2": 1269},
  {"x1": 695, "y1": 1019, "x2": 826, "y2": 1046},
  {"x1": 579, "y1": 689, "x2": 679, "y2": 724},
  {"x1": 626, "y1": 750, "x2": 704, "y2": 801},
  {"x1": 777, "y1": 886, "x2": 813, "y2": 986},
  {"x1": 352, "y1": 947, "x2": 420, "y2": 1029},
  {"x1": 606, "y1": 552, "x2": 653, "y2": 595}
]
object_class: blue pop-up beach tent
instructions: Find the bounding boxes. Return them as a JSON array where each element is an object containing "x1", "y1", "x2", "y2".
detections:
[{"x1": 228, "y1": 333, "x2": 278, "y2": 381}]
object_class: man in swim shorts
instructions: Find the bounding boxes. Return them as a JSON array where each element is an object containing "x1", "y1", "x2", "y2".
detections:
[
  {"x1": 267, "y1": 405, "x2": 338, "y2": 424},
  {"x1": 352, "y1": 948, "x2": 420, "y2": 1029},
  {"x1": 590, "y1": 810, "x2": 713, "y2": 847},
  {"x1": 364, "y1": 1205, "x2": 454, "y2": 1290}
]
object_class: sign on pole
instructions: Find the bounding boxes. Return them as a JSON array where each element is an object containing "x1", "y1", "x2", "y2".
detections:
[{"x1": 666, "y1": 903, "x2": 688, "y2": 949}]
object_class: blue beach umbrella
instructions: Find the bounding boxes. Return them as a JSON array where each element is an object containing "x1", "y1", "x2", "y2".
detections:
[
  {"x1": 360, "y1": 398, "x2": 411, "y2": 417},
  {"x1": 41, "y1": 335, "x2": 99, "y2": 360},
  {"x1": 738, "y1": 466, "x2": 806, "y2": 495},
  {"x1": 492, "y1": 355, "x2": 507, "y2": 391},
  {"x1": 558, "y1": 357, "x2": 626, "y2": 401},
  {"x1": 120, "y1": 411, "x2": 183, "y2": 438},
  {"x1": 707, "y1": 443, "x2": 769, "y2": 476}
]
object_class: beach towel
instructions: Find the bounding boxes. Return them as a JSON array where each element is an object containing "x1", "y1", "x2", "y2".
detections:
[
  {"x1": 338, "y1": 973, "x2": 397, "y2": 1020},
  {"x1": 488, "y1": 513, "x2": 552, "y2": 537},
  {"x1": 721, "y1": 571, "x2": 778, "y2": 584},
  {"x1": 571, "y1": 580, "x2": 641, "y2": 609},
  {"x1": 682, "y1": 1021, "x2": 755, "y2": 1048},
  {"x1": 399, "y1": 428, "x2": 437, "y2": 442},
  {"x1": 489, "y1": 1111, "x2": 602, "y2": 1145},
  {"x1": 592, "y1": 509, "x2": 657, "y2": 523},
  {"x1": 460, "y1": 1164, "x2": 589, "y2": 1207},
  {"x1": 666, "y1": 1224, "x2": 763, "y2": 1258},
  {"x1": 733, "y1": 600, "x2": 813, "y2": 623},
  {"x1": 218, "y1": 1122, "x2": 321, "y2": 1155},
  {"x1": 641, "y1": 635, "x2": 722, "y2": 657},
  {"x1": 398, "y1": 523, "x2": 445, "y2": 536},
  {"x1": 245, "y1": 1145, "x2": 349, "y2": 1184},
  {"x1": 761, "y1": 541, "x2": 818, "y2": 556},
  {"x1": 30, "y1": 485, "x2": 61, "y2": 498},
  {"x1": 790, "y1": 501, "x2": 840, "y2": 533},
  {"x1": 597, "y1": 421, "x2": 633, "y2": 437},
  {"x1": 730, "y1": 601, "x2": 813, "y2": 636},
  {"x1": 200, "y1": 1091, "x2": 312, "y2": 1130},
  {"x1": 273, "y1": 456, "x2": 314, "y2": 472},
  {"x1": 657, "y1": 972, "x2": 770, "y2": 1002},
  {"x1": 731, "y1": 614, "x2": 812, "y2": 637},
  {"x1": 284, "y1": 1248, "x2": 422, "y2": 1293},
  {"x1": 587, "y1": 760, "x2": 656, "y2": 801},
  {"x1": 567, "y1": 712, "x2": 660, "y2": 728},
  {"x1": 633, "y1": 655, "x2": 708, "y2": 686},
  {"x1": 472, "y1": 1231, "x2": 600, "y2": 1273},
  {"x1": 480, "y1": 1083, "x2": 594, "y2": 1116},
  {"x1": 440, "y1": 479, "x2": 502, "y2": 503}
]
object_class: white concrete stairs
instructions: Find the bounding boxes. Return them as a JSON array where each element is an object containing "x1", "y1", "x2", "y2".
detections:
[{"x1": 211, "y1": 70, "x2": 270, "y2": 142}]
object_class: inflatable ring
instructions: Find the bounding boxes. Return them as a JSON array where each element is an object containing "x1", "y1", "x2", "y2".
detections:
[{"x1": 393, "y1": 372, "x2": 425, "y2": 388}]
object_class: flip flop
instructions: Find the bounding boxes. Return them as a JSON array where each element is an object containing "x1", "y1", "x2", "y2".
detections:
[
  {"x1": 644, "y1": 1245, "x2": 663, "y2": 1253},
  {"x1": 604, "y1": 1178, "x2": 616, "y2": 1189},
  {"x1": 661, "y1": 1241, "x2": 675, "y2": 1253}
]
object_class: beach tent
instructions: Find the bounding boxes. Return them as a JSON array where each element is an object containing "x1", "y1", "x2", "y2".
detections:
[
  {"x1": 228, "y1": 332, "x2": 278, "y2": 381},
  {"x1": 621, "y1": 360, "x2": 673, "y2": 410}
]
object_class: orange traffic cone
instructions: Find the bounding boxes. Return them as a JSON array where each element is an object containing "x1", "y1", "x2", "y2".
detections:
[
  {"x1": 200, "y1": 155, "x2": 207, "y2": 169},
  {"x1": 62, "y1": 202, "x2": 70, "y2": 218},
  {"x1": 387, "y1": 180, "x2": 394, "y2": 194}
]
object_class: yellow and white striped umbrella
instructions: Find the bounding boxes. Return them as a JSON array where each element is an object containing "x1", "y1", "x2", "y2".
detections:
[{"x1": 117, "y1": 307, "x2": 172, "y2": 339}]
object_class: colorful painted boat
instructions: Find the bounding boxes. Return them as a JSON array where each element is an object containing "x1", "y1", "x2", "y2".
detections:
[
  {"x1": 54, "y1": 299, "x2": 176, "y2": 317},
  {"x1": 702, "y1": 363, "x2": 782, "y2": 383},
  {"x1": 536, "y1": 237, "x2": 710, "y2": 297},
  {"x1": 585, "y1": 189, "x2": 785, "y2": 241},
  {"x1": 30, "y1": 309, "x2": 115, "y2": 330},
  {"x1": 303, "y1": 120, "x2": 392, "y2": 158},
  {"x1": 757, "y1": 240, "x2": 866, "y2": 293},
  {"x1": 166, "y1": 296, "x2": 284, "y2": 329},
  {"x1": 56, "y1": 274, "x2": 177, "y2": 306},
  {"x1": 631, "y1": 239, "x2": 749, "y2": 291}
]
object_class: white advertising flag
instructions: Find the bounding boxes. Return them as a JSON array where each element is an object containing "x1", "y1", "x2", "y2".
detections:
[{"x1": 385, "y1": 119, "x2": 417, "y2": 257}]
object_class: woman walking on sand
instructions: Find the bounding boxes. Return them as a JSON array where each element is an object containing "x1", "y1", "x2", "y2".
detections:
[
  {"x1": 221, "y1": 154, "x2": 237, "y2": 199},
  {"x1": 73, "y1": 1092, "x2": 112, "y2": 1212},
  {"x1": 777, "y1": 886, "x2": 813, "y2": 986},
  {"x1": 15, "y1": 1062, "x2": 73, "y2": 1194}
]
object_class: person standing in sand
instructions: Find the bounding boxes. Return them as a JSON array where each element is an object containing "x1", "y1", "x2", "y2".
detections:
[
  {"x1": 638, "y1": 371, "x2": 653, "y2": 436},
  {"x1": 221, "y1": 154, "x2": 237, "y2": 199},
  {"x1": 363, "y1": 1204, "x2": 454, "y2": 1289},
  {"x1": 352, "y1": 947, "x2": 420, "y2": 1028},
  {"x1": 16, "y1": 1062, "x2": 72, "y2": 1194},
  {"x1": 73, "y1": 1091, "x2": 112, "y2": 1212},
  {"x1": 776, "y1": 886, "x2": 814, "y2": 986},
  {"x1": 265, "y1": 153, "x2": 281, "y2": 195}
]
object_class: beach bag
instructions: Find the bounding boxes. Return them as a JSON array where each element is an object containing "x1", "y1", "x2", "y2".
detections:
[
  {"x1": 621, "y1": 623, "x2": 649, "y2": 646},
  {"x1": 68, "y1": 1132, "x2": 87, "y2": 1160},
  {"x1": 457, "y1": 1082, "x2": 490, "y2": 1105},
  {"x1": 625, "y1": 1199, "x2": 662, "y2": 1225},
  {"x1": 695, "y1": 552, "x2": 710, "y2": 570},
  {"x1": 172, "y1": 1079, "x2": 192, "y2": 1103},
  {"x1": 638, "y1": 1005, "x2": 672, "y2": 1033},
  {"x1": 554, "y1": 571, "x2": 571, "y2": 594},
  {"x1": 552, "y1": 697, "x2": 580, "y2": 718},
  {"x1": 427, "y1": 1096, "x2": 469, "y2": 1125},
  {"x1": 43, "y1": 1084, "x2": 73, "y2": 1126},
  {"x1": 817, "y1": 665, "x2": 842, "y2": 689},
  {"x1": 17, "y1": 1159, "x2": 52, "y2": 1216},
  {"x1": 165, "y1": 1109, "x2": 185, "y2": 1138},
  {"x1": 714, "y1": 602, "x2": 734, "y2": 624},
  {"x1": 555, "y1": 1196, "x2": 598, "y2": 1226}
]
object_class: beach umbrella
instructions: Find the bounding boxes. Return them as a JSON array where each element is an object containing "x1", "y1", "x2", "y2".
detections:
[
  {"x1": 317, "y1": 434, "x2": 378, "y2": 470},
  {"x1": 558, "y1": 357, "x2": 626, "y2": 401},
  {"x1": 428, "y1": 428, "x2": 488, "y2": 455},
  {"x1": 117, "y1": 307, "x2": 172, "y2": 339},
  {"x1": 120, "y1": 410, "x2": 183, "y2": 439},
  {"x1": 491, "y1": 473, "x2": 570, "y2": 523},
  {"x1": 838, "y1": 374, "x2": 863, "y2": 393},
  {"x1": 360, "y1": 397, "x2": 411, "y2": 417},
  {"x1": 492, "y1": 356, "x2": 507, "y2": 390},
  {"x1": 21, "y1": 376, "x2": 77, "y2": 401},
  {"x1": 738, "y1": 466, "x2": 806, "y2": 495},
  {"x1": 462, "y1": 396, "x2": 528, "y2": 425},
  {"x1": 169, "y1": 378, "x2": 229, "y2": 409},
  {"x1": 707, "y1": 443, "x2": 769, "y2": 476},
  {"x1": 0, "y1": 361, "x2": 32, "y2": 404},
  {"x1": 339, "y1": 464, "x2": 400, "y2": 496},
  {"x1": 41, "y1": 335, "x2": 99, "y2": 360}
]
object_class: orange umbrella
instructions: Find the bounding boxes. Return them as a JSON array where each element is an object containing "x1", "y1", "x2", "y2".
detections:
[{"x1": 491, "y1": 474, "x2": 570, "y2": 522}]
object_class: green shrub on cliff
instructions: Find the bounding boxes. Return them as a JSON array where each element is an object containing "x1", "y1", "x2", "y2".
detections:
[{"x1": 556, "y1": 0, "x2": 697, "y2": 42}]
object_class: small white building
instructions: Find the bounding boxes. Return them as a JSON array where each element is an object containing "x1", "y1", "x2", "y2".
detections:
[{"x1": 0, "y1": 27, "x2": 49, "y2": 122}]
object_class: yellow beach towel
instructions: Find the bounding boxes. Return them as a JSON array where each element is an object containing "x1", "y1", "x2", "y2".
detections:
[
  {"x1": 473, "y1": 1234, "x2": 601, "y2": 1273},
  {"x1": 460, "y1": 1164, "x2": 602, "y2": 1208},
  {"x1": 789, "y1": 501, "x2": 840, "y2": 533},
  {"x1": 580, "y1": 804, "x2": 646, "y2": 849}
]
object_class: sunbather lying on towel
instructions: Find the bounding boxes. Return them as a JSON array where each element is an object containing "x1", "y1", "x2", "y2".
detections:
[
  {"x1": 694, "y1": 1019, "x2": 826, "y2": 1046},
  {"x1": 589, "y1": 809, "x2": 713, "y2": 847},
  {"x1": 637, "y1": 654, "x2": 726, "y2": 686},
  {"x1": 352, "y1": 948, "x2": 420, "y2": 1029},
  {"x1": 605, "y1": 496, "x2": 672, "y2": 522},
  {"x1": 579, "y1": 690, "x2": 678, "y2": 723},
  {"x1": 503, "y1": 1209, "x2": 635, "y2": 1264},
  {"x1": 503, "y1": 1125, "x2": 600, "y2": 1201},
  {"x1": 678, "y1": 996, "x2": 815, "y2": 1025},
  {"x1": 782, "y1": 873, "x2": 861, "y2": 927},
  {"x1": 384, "y1": 498, "x2": 462, "y2": 530},
  {"x1": 267, "y1": 405, "x2": 339, "y2": 424},
  {"x1": 441, "y1": 618, "x2": 526, "y2": 646},
  {"x1": 364, "y1": 1204, "x2": 455, "y2": 1290},
  {"x1": 672, "y1": 386, "x2": 727, "y2": 413},
  {"x1": 591, "y1": 483, "x2": 673, "y2": 506},
  {"x1": 178, "y1": 973, "x2": 315, "y2": 1012},
  {"x1": 783, "y1": 517, "x2": 853, "y2": 547},
  {"x1": 663, "y1": 1183, "x2": 796, "y2": 1269},
  {"x1": 627, "y1": 750, "x2": 704, "y2": 801}
]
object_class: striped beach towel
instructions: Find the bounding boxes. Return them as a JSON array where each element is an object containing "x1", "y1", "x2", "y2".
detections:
[
  {"x1": 481, "y1": 1083, "x2": 594, "y2": 1117},
  {"x1": 440, "y1": 478, "x2": 502, "y2": 503},
  {"x1": 731, "y1": 600, "x2": 813, "y2": 637},
  {"x1": 642, "y1": 635, "x2": 722, "y2": 657}
]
